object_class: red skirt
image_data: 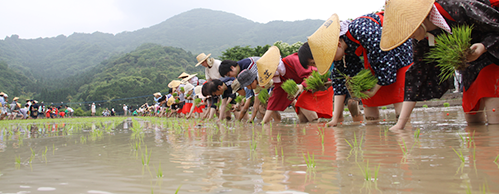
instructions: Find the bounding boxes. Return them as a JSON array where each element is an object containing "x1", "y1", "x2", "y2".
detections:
[
  {"x1": 194, "y1": 105, "x2": 205, "y2": 113},
  {"x1": 462, "y1": 64, "x2": 499, "y2": 114},
  {"x1": 181, "y1": 103, "x2": 193, "y2": 114},
  {"x1": 362, "y1": 64, "x2": 411, "y2": 107},
  {"x1": 267, "y1": 84, "x2": 294, "y2": 111},
  {"x1": 295, "y1": 87, "x2": 334, "y2": 118}
]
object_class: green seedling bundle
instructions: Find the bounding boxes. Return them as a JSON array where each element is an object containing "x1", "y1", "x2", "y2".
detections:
[
  {"x1": 194, "y1": 98, "x2": 202, "y2": 107},
  {"x1": 282, "y1": 79, "x2": 299, "y2": 96},
  {"x1": 234, "y1": 95, "x2": 244, "y2": 104},
  {"x1": 426, "y1": 25, "x2": 473, "y2": 84},
  {"x1": 305, "y1": 71, "x2": 330, "y2": 92},
  {"x1": 258, "y1": 89, "x2": 269, "y2": 104},
  {"x1": 340, "y1": 69, "x2": 378, "y2": 99}
]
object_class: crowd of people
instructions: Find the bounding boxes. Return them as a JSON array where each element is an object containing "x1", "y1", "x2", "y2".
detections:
[
  {"x1": 151, "y1": 0, "x2": 499, "y2": 128},
  {"x1": 0, "y1": 93, "x2": 75, "y2": 120},
  {"x1": 2, "y1": 0, "x2": 498, "y2": 128}
]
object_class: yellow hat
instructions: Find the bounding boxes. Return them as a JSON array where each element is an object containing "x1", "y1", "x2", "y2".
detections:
[
  {"x1": 195, "y1": 53, "x2": 212, "y2": 67},
  {"x1": 178, "y1": 72, "x2": 190, "y2": 79},
  {"x1": 380, "y1": 0, "x2": 434, "y2": 51},
  {"x1": 168, "y1": 80, "x2": 182, "y2": 88},
  {"x1": 167, "y1": 96, "x2": 175, "y2": 106},
  {"x1": 257, "y1": 46, "x2": 281, "y2": 87},
  {"x1": 153, "y1": 92, "x2": 161, "y2": 97},
  {"x1": 13, "y1": 97, "x2": 19, "y2": 101},
  {"x1": 308, "y1": 13, "x2": 340, "y2": 75}
]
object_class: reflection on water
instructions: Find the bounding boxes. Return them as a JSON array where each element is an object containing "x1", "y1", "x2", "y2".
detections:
[{"x1": 0, "y1": 108, "x2": 498, "y2": 194}]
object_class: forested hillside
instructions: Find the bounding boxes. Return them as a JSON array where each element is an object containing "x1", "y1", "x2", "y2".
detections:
[{"x1": 33, "y1": 43, "x2": 203, "y2": 110}]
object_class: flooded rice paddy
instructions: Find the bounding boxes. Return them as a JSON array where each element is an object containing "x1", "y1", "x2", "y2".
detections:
[{"x1": 1, "y1": 106, "x2": 499, "y2": 194}]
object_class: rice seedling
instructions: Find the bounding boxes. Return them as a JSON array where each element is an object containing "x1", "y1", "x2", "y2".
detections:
[
  {"x1": 381, "y1": 106, "x2": 387, "y2": 110},
  {"x1": 452, "y1": 147, "x2": 466, "y2": 163},
  {"x1": 339, "y1": 69, "x2": 378, "y2": 99},
  {"x1": 358, "y1": 160, "x2": 381, "y2": 181},
  {"x1": 282, "y1": 79, "x2": 299, "y2": 96},
  {"x1": 479, "y1": 181, "x2": 489, "y2": 194},
  {"x1": 15, "y1": 155, "x2": 21, "y2": 165},
  {"x1": 156, "y1": 162, "x2": 163, "y2": 178},
  {"x1": 443, "y1": 102, "x2": 450, "y2": 107},
  {"x1": 458, "y1": 130, "x2": 475, "y2": 147},
  {"x1": 494, "y1": 153, "x2": 499, "y2": 163},
  {"x1": 423, "y1": 104, "x2": 428, "y2": 108},
  {"x1": 414, "y1": 128, "x2": 421, "y2": 139},
  {"x1": 304, "y1": 71, "x2": 331, "y2": 92},
  {"x1": 42, "y1": 146, "x2": 48, "y2": 156},
  {"x1": 318, "y1": 127, "x2": 325, "y2": 146},
  {"x1": 141, "y1": 145, "x2": 152, "y2": 165},
  {"x1": 30, "y1": 147, "x2": 36, "y2": 157},
  {"x1": 277, "y1": 132, "x2": 281, "y2": 143},
  {"x1": 399, "y1": 138, "x2": 415, "y2": 161},
  {"x1": 426, "y1": 25, "x2": 473, "y2": 83},
  {"x1": 303, "y1": 152, "x2": 316, "y2": 169},
  {"x1": 175, "y1": 185, "x2": 182, "y2": 194},
  {"x1": 250, "y1": 137, "x2": 257, "y2": 152},
  {"x1": 345, "y1": 131, "x2": 364, "y2": 149}
]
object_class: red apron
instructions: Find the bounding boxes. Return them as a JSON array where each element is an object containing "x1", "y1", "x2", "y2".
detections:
[
  {"x1": 345, "y1": 12, "x2": 409, "y2": 107},
  {"x1": 462, "y1": 64, "x2": 499, "y2": 113},
  {"x1": 295, "y1": 87, "x2": 334, "y2": 118}
]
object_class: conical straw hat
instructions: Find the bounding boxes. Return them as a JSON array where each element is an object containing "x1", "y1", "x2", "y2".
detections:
[
  {"x1": 257, "y1": 46, "x2": 281, "y2": 87},
  {"x1": 195, "y1": 53, "x2": 211, "y2": 67},
  {"x1": 167, "y1": 96, "x2": 175, "y2": 106},
  {"x1": 168, "y1": 80, "x2": 182, "y2": 88},
  {"x1": 308, "y1": 13, "x2": 340, "y2": 75},
  {"x1": 178, "y1": 72, "x2": 190, "y2": 79},
  {"x1": 182, "y1": 73, "x2": 198, "y2": 82},
  {"x1": 380, "y1": 0, "x2": 434, "y2": 51}
]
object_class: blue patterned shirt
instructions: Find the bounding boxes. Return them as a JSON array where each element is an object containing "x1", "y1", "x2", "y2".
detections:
[{"x1": 331, "y1": 13, "x2": 413, "y2": 95}]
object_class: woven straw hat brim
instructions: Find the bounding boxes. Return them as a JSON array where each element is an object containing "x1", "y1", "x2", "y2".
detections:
[
  {"x1": 231, "y1": 79, "x2": 241, "y2": 94},
  {"x1": 380, "y1": 0, "x2": 434, "y2": 51},
  {"x1": 257, "y1": 46, "x2": 281, "y2": 87},
  {"x1": 168, "y1": 80, "x2": 182, "y2": 88},
  {"x1": 182, "y1": 74, "x2": 198, "y2": 82},
  {"x1": 167, "y1": 97, "x2": 175, "y2": 106},
  {"x1": 308, "y1": 13, "x2": 340, "y2": 75},
  {"x1": 195, "y1": 53, "x2": 212, "y2": 67},
  {"x1": 178, "y1": 72, "x2": 190, "y2": 79}
]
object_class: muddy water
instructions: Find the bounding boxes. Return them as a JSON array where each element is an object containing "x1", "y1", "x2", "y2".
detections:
[{"x1": 0, "y1": 107, "x2": 498, "y2": 194}]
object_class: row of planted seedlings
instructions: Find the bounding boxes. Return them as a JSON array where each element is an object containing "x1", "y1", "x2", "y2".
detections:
[
  {"x1": 450, "y1": 130, "x2": 496, "y2": 193},
  {"x1": 5, "y1": 117, "x2": 128, "y2": 170}
]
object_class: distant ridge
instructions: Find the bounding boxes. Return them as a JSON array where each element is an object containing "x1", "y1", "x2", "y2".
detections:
[{"x1": 0, "y1": 8, "x2": 324, "y2": 79}]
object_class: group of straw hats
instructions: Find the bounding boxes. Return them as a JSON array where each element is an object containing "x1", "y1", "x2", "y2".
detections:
[{"x1": 302, "y1": 0, "x2": 435, "y2": 75}]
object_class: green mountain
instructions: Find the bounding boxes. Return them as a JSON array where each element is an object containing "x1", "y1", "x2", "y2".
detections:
[
  {"x1": 36, "y1": 43, "x2": 203, "y2": 110},
  {"x1": 0, "y1": 8, "x2": 324, "y2": 79},
  {"x1": 0, "y1": 61, "x2": 36, "y2": 97}
]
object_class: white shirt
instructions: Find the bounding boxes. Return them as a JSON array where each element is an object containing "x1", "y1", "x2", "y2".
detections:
[{"x1": 205, "y1": 59, "x2": 222, "y2": 80}]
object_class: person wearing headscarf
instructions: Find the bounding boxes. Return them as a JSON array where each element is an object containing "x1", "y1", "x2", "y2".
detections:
[{"x1": 380, "y1": 0, "x2": 499, "y2": 129}]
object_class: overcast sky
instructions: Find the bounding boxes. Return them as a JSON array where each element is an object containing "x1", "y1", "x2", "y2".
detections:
[{"x1": 1, "y1": 0, "x2": 386, "y2": 40}]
